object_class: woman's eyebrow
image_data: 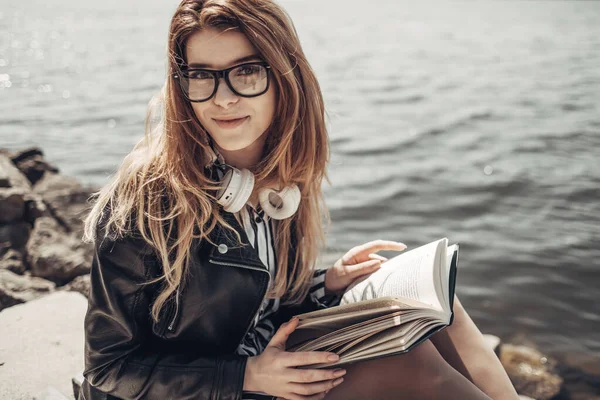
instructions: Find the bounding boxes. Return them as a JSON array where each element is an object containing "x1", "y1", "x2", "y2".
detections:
[{"x1": 188, "y1": 54, "x2": 262, "y2": 69}]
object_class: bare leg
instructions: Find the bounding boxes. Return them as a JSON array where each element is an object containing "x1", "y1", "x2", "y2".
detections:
[
  {"x1": 324, "y1": 339, "x2": 492, "y2": 400},
  {"x1": 430, "y1": 295, "x2": 519, "y2": 400}
]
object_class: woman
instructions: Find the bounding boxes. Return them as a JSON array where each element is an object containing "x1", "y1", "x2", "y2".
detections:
[{"x1": 79, "y1": 1, "x2": 519, "y2": 399}]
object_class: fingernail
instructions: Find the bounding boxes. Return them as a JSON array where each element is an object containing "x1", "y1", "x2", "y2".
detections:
[
  {"x1": 328, "y1": 354, "x2": 339, "y2": 361},
  {"x1": 333, "y1": 377, "x2": 344, "y2": 385},
  {"x1": 333, "y1": 369, "x2": 346, "y2": 376}
]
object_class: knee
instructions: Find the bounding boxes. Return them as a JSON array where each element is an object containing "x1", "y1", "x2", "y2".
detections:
[
  {"x1": 325, "y1": 341, "x2": 455, "y2": 400},
  {"x1": 409, "y1": 340, "x2": 447, "y2": 376},
  {"x1": 396, "y1": 340, "x2": 451, "y2": 392}
]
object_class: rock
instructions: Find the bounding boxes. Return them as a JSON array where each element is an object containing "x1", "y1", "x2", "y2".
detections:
[
  {"x1": 9, "y1": 146, "x2": 44, "y2": 163},
  {"x1": 0, "y1": 154, "x2": 35, "y2": 250},
  {"x1": 0, "y1": 269, "x2": 55, "y2": 311},
  {"x1": 9, "y1": 147, "x2": 59, "y2": 185},
  {"x1": 33, "y1": 172, "x2": 95, "y2": 238},
  {"x1": 0, "y1": 248, "x2": 27, "y2": 274},
  {"x1": 33, "y1": 386, "x2": 71, "y2": 400},
  {"x1": 0, "y1": 220, "x2": 32, "y2": 250},
  {"x1": 25, "y1": 217, "x2": 91, "y2": 285},
  {"x1": 500, "y1": 344, "x2": 563, "y2": 400},
  {"x1": 0, "y1": 291, "x2": 87, "y2": 400},
  {"x1": 553, "y1": 352, "x2": 600, "y2": 400},
  {"x1": 558, "y1": 351, "x2": 600, "y2": 380},
  {"x1": 72, "y1": 372, "x2": 84, "y2": 400},
  {"x1": 0, "y1": 153, "x2": 32, "y2": 190},
  {"x1": 60, "y1": 274, "x2": 90, "y2": 299},
  {"x1": 0, "y1": 187, "x2": 26, "y2": 223},
  {"x1": 23, "y1": 192, "x2": 51, "y2": 224}
]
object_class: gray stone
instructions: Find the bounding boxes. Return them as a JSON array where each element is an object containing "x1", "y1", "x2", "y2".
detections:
[
  {"x1": 33, "y1": 172, "x2": 95, "y2": 238},
  {"x1": 0, "y1": 153, "x2": 32, "y2": 190},
  {"x1": 33, "y1": 386, "x2": 72, "y2": 400},
  {"x1": 71, "y1": 373, "x2": 84, "y2": 400},
  {"x1": 500, "y1": 344, "x2": 563, "y2": 400},
  {"x1": 0, "y1": 220, "x2": 32, "y2": 250},
  {"x1": 25, "y1": 217, "x2": 91, "y2": 285},
  {"x1": 9, "y1": 146, "x2": 44, "y2": 163},
  {"x1": 60, "y1": 274, "x2": 90, "y2": 299},
  {"x1": 0, "y1": 248, "x2": 27, "y2": 274},
  {"x1": 0, "y1": 269, "x2": 55, "y2": 311},
  {"x1": 23, "y1": 193, "x2": 51, "y2": 224},
  {"x1": 10, "y1": 147, "x2": 59, "y2": 185},
  {"x1": 0, "y1": 291, "x2": 87, "y2": 400},
  {"x1": 0, "y1": 187, "x2": 26, "y2": 223}
]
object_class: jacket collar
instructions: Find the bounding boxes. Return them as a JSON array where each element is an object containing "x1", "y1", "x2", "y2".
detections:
[{"x1": 205, "y1": 209, "x2": 270, "y2": 271}]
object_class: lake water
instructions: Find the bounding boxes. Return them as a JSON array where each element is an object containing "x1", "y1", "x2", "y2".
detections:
[{"x1": 1, "y1": 0, "x2": 599, "y2": 364}]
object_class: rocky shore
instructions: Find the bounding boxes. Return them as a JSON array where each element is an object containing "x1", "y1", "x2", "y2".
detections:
[
  {"x1": 0, "y1": 147, "x2": 94, "y2": 308},
  {"x1": 0, "y1": 147, "x2": 598, "y2": 399}
]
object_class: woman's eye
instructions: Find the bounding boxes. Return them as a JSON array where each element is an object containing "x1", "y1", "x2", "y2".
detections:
[
  {"x1": 188, "y1": 71, "x2": 212, "y2": 80},
  {"x1": 237, "y1": 66, "x2": 259, "y2": 76}
]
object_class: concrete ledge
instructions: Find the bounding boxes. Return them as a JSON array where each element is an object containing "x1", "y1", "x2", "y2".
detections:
[{"x1": 0, "y1": 291, "x2": 88, "y2": 400}]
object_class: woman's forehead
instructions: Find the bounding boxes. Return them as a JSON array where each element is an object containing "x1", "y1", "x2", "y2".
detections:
[{"x1": 185, "y1": 27, "x2": 260, "y2": 69}]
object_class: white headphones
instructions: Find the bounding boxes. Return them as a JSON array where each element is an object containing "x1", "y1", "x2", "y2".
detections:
[{"x1": 206, "y1": 147, "x2": 301, "y2": 220}]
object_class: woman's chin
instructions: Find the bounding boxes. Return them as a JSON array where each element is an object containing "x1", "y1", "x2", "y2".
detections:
[{"x1": 213, "y1": 132, "x2": 267, "y2": 153}]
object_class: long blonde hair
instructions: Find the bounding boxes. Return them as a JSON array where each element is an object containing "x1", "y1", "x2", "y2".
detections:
[{"x1": 83, "y1": 0, "x2": 330, "y2": 323}]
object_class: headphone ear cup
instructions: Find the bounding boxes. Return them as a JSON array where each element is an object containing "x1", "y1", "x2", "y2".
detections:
[
  {"x1": 259, "y1": 184, "x2": 301, "y2": 220},
  {"x1": 216, "y1": 167, "x2": 255, "y2": 213}
]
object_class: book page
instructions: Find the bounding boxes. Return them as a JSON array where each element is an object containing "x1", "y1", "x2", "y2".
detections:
[
  {"x1": 330, "y1": 329, "x2": 383, "y2": 353},
  {"x1": 293, "y1": 310, "x2": 412, "y2": 352},
  {"x1": 342, "y1": 319, "x2": 444, "y2": 364},
  {"x1": 287, "y1": 298, "x2": 419, "y2": 350},
  {"x1": 303, "y1": 318, "x2": 443, "y2": 369},
  {"x1": 341, "y1": 319, "x2": 431, "y2": 360},
  {"x1": 341, "y1": 239, "x2": 447, "y2": 311},
  {"x1": 338, "y1": 311, "x2": 442, "y2": 358}
]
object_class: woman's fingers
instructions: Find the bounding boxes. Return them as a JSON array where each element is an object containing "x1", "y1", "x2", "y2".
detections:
[
  {"x1": 286, "y1": 366, "x2": 347, "y2": 384},
  {"x1": 268, "y1": 316, "x2": 300, "y2": 351},
  {"x1": 281, "y1": 350, "x2": 340, "y2": 368},
  {"x1": 341, "y1": 259, "x2": 381, "y2": 277},
  {"x1": 368, "y1": 253, "x2": 388, "y2": 262},
  {"x1": 287, "y1": 377, "x2": 345, "y2": 397},
  {"x1": 342, "y1": 240, "x2": 406, "y2": 264}
]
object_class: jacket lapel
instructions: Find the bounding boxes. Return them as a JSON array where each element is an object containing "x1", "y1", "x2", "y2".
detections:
[{"x1": 206, "y1": 209, "x2": 268, "y2": 271}]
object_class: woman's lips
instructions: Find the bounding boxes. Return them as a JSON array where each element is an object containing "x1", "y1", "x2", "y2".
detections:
[{"x1": 213, "y1": 116, "x2": 249, "y2": 129}]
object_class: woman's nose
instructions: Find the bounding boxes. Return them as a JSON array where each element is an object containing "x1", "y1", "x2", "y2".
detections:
[{"x1": 213, "y1": 77, "x2": 239, "y2": 108}]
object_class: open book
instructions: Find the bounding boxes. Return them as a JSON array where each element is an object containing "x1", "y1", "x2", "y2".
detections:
[{"x1": 287, "y1": 238, "x2": 459, "y2": 369}]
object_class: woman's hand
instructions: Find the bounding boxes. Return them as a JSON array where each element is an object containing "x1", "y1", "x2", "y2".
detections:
[
  {"x1": 324, "y1": 240, "x2": 407, "y2": 296},
  {"x1": 244, "y1": 317, "x2": 347, "y2": 399}
]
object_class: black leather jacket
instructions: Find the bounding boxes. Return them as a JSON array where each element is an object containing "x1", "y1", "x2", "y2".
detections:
[{"x1": 79, "y1": 209, "x2": 330, "y2": 400}]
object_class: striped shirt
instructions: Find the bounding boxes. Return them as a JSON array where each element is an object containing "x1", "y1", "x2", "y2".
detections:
[{"x1": 234, "y1": 202, "x2": 342, "y2": 357}]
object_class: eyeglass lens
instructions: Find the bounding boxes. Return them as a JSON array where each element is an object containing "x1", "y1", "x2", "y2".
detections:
[{"x1": 181, "y1": 64, "x2": 268, "y2": 101}]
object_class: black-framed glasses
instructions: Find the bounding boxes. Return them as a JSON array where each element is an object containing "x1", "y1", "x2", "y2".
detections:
[{"x1": 172, "y1": 61, "x2": 271, "y2": 103}]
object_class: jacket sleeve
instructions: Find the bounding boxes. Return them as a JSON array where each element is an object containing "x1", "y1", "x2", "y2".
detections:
[
  {"x1": 308, "y1": 267, "x2": 343, "y2": 308},
  {"x1": 82, "y1": 226, "x2": 248, "y2": 400}
]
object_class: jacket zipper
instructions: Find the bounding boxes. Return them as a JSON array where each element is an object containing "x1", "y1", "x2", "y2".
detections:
[{"x1": 208, "y1": 259, "x2": 271, "y2": 340}]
